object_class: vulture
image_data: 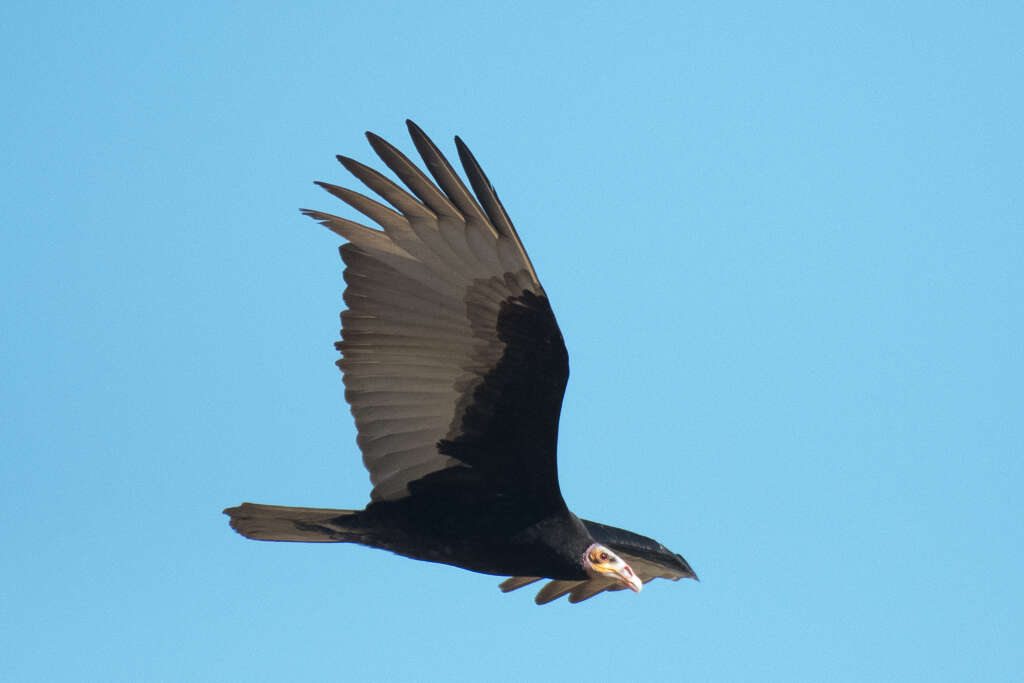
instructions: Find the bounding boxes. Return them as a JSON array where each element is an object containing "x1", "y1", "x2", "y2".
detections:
[{"x1": 224, "y1": 121, "x2": 697, "y2": 604}]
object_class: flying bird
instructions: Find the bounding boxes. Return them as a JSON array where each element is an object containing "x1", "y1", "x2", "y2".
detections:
[{"x1": 224, "y1": 121, "x2": 697, "y2": 604}]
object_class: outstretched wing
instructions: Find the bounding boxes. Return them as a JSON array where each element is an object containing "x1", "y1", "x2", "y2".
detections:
[
  {"x1": 302, "y1": 121, "x2": 569, "y2": 514},
  {"x1": 498, "y1": 520, "x2": 698, "y2": 604}
]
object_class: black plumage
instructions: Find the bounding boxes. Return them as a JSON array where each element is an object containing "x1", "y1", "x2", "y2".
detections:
[{"x1": 224, "y1": 121, "x2": 697, "y2": 604}]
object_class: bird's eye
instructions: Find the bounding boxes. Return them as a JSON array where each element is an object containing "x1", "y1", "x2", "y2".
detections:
[{"x1": 599, "y1": 552, "x2": 609, "y2": 562}]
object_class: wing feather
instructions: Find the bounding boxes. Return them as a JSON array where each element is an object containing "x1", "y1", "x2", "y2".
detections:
[
  {"x1": 365, "y1": 131, "x2": 463, "y2": 220},
  {"x1": 308, "y1": 123, "x2": 568, "y2": 506},
  {"x1": 497, "y1": 521, "x2": 698, "y2": 604},
  {"x1": 314, "y1": 182, "x2": 411, "y2": 235},
  {"x1": 533, "y1": 580, "x2": 580, "y2": 605},
  {"x1": 455, "y1": 136, "x2": 540, "y2": 288},
  {"x1": 406, "y1": 120, "x2": 494, "y2": 234},
  {"x1": 335, "y1": 155, "x2": 437, "y2": 221},
  {"x1": 498, "y1": 576, "x2": 541, "y2": 593},
  {"x1": 300, "y1": 210, "x2": 412, "y2": 259}
]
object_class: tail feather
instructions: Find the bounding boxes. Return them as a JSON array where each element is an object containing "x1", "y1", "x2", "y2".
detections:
[{"x1": 223, "y1": 502, "x2": 360, "y2": 542}]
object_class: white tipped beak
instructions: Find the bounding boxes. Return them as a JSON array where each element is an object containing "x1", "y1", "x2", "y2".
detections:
[{"x1": 620, "y1": 564, "x2": 643, "y2": 593}]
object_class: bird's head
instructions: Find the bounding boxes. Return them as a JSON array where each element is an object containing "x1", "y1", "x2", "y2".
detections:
[{"x1": 583, "y1": 543, "x2": 642, "y2": 593}]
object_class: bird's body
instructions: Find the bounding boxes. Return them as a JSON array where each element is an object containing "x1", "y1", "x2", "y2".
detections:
[
  {"x1": 351, "y1": 500, "x2": 592, "y2": 580},
  {"x1": 225, "y1": 121, "x2": 697, "y2": 604}
]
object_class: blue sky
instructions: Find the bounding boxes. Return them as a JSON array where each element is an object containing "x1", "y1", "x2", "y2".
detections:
[{"x1": 3, "y1": 2, "x2": 1021, "y2": 681}]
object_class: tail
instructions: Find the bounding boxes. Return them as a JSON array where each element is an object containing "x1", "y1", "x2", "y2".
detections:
[{"x1": 223, "y1": 502, "x2": 361, "y2": 542}]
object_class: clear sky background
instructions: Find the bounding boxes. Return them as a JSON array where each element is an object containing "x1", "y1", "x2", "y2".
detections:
[{"x1": 3, "y1": 2, "x2": 1022, "y2": 681}]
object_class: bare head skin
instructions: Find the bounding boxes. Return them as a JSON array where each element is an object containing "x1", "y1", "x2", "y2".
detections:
[{"x1": 583, "y1": 543, "x2": 642, "y2": 593}]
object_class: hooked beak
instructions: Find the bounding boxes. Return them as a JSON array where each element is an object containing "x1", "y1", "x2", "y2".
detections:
[{"x1": 617, "y1": 563, "x2": 643, "y2": 593}]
